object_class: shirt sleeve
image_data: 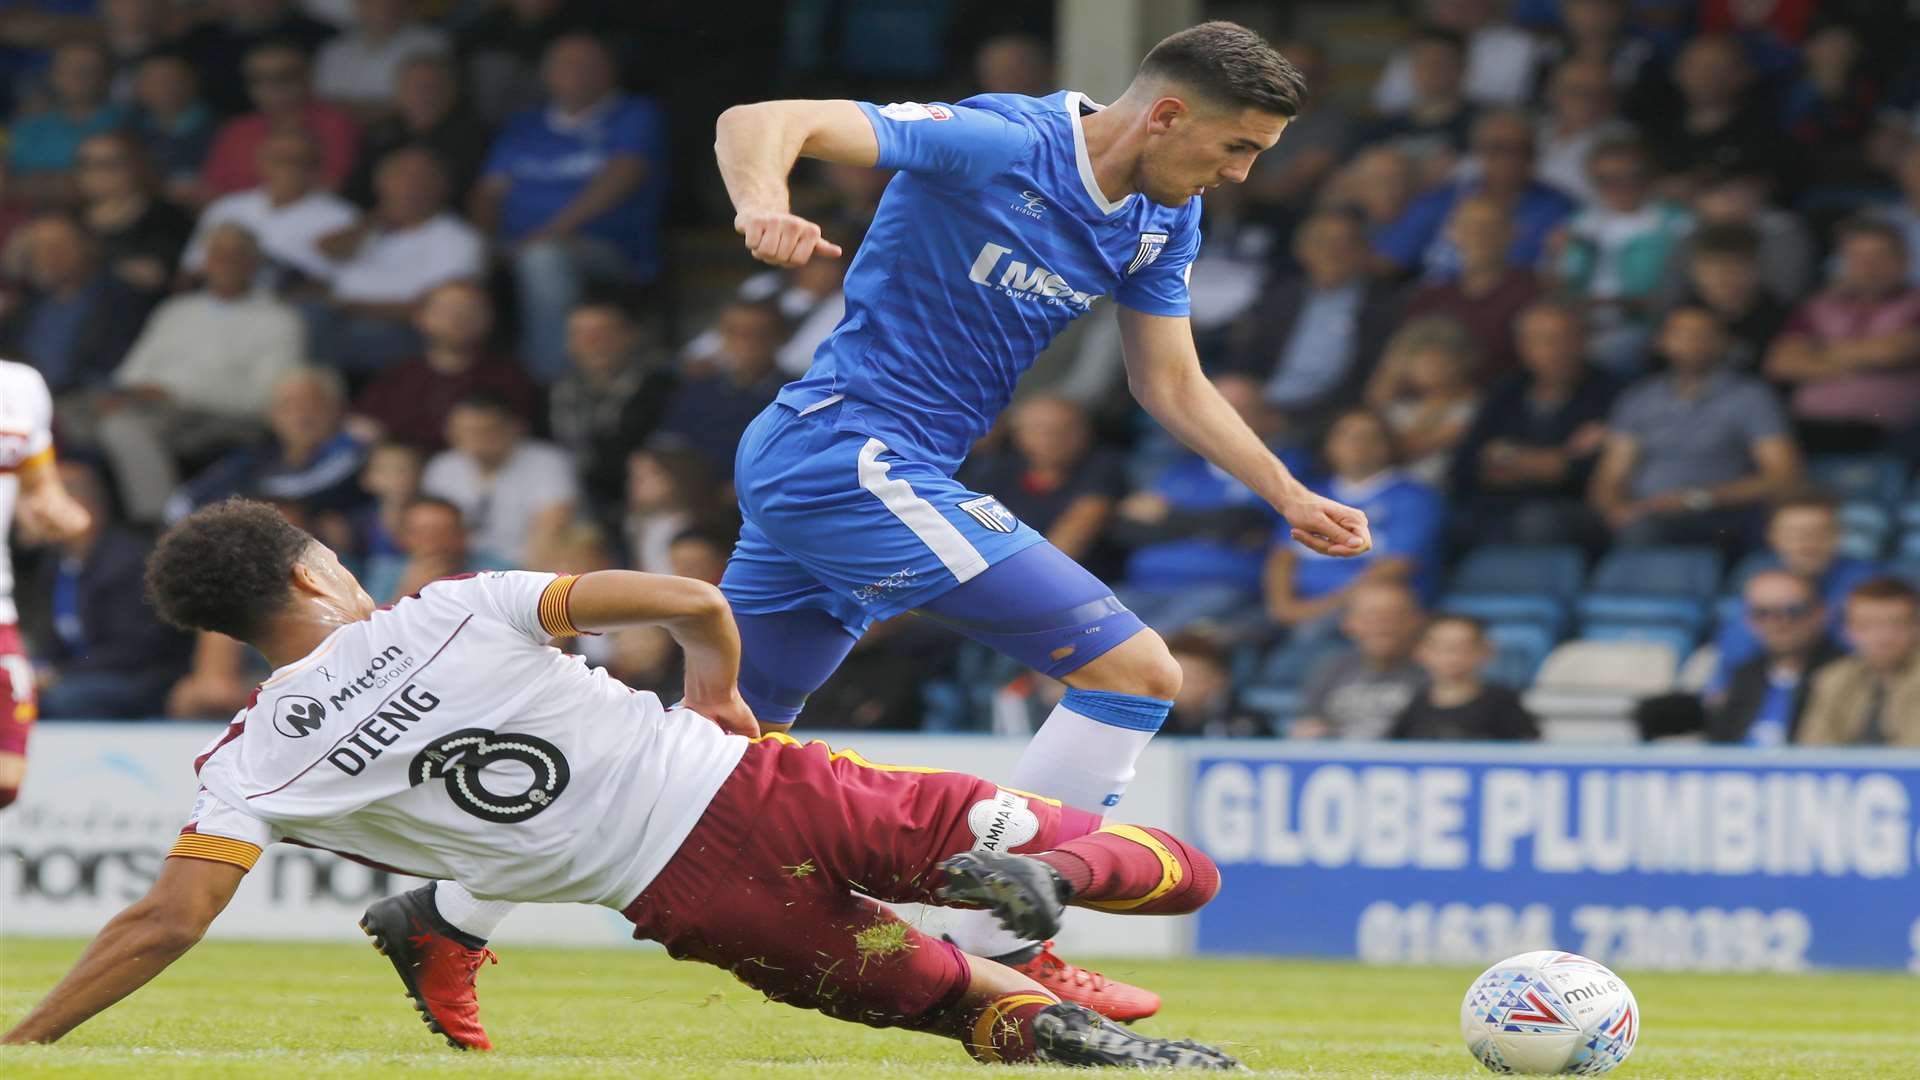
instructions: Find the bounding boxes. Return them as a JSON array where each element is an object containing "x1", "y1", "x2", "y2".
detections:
[
  {"x1": 1736, "y1": 382, "x2": 1790, "y2": 443},
  {"x1": 608, "y1": 98, "x2": 667, "y2": 159},
  {"x1": 1114, "y1": 200, "x2": 1203, "y2": 317},
  {"x1": 855, "y1": 100, "x2": 1033, "y2": 186},
  {"x1": 170, "y1": 786, "x2": 276, "y2": 870},
  {"x1": 428, "y1": 570, "x2": 584, "y2": 642}
]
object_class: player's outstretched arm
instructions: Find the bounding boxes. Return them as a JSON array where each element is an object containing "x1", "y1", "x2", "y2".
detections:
[
  {"x1": 1117, "y1": 307, "x2": 1372, "y2": 557},
  {"x1": 714, "y1": 99, "x2": 876, "y2": 267},
  {"x1": 1, "y1": 857, "x2": 244, "y2": 1044},
  {"x1": 562, "y1": 571, "x2": 758, "y2": 736}
]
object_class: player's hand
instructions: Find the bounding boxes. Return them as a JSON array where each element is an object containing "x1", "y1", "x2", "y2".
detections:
[
  {"x1": 1280, "y1": 491, "x2": 1371, "y2": 557},
  {"x1": 17, "y1": 488, "x2": 90, "y2": 542},
  {"x1": 682, "y1": 687, "x2": 761, "y2": 738},
  {"x1": 734, "y1": 209, "x2": 842, "y2": 268}
]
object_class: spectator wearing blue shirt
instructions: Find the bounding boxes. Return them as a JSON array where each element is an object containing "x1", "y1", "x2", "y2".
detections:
[
  {"x1": 0, "y1": 213, "x2": 153, "y2": 397},
  {"x1": 1710, "y1": 495, "x2": 1880, "y2": 692},
  {"x1": 8, "y1": 41, "x2": 126, "y2": 207},
  {"x1": 1264, "y1": 408, "x2": 1445, "y2": 634},
  {"x1": 471, "y1": 34, "x2": 667, "y2": 383},
  {"x1": 1704, "y1": 569, "x2": 1845, "y2": 746},
  {"x1": 651, "y1": 299, "x2": 786, "y2": 482},
  {"x1": 1374, "y1": 108, "x2": 1575, "y2": 282}
]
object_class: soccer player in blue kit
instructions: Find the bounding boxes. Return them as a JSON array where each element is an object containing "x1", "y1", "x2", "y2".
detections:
[{"x1": 382, "y1": 22, "x2": 1372, "y2": 1045}]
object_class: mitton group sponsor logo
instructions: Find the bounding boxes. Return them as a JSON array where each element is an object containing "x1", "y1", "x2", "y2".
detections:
[
  {"x1": 322, "y1": 646, "x2": 415, "y2": 712},
  {"x1": 271, "y1": 695, "x2": 327, "y2": 738}
]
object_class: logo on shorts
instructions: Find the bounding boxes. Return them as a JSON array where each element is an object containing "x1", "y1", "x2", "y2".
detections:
[
  {"x1": 958, "y1": 495, "x2": 1017, "y2": 534},
  {"x1": 878, "y1": 101, "x2": 952, "y2": 122},
  {"x1": 1127, "y1": 231, "x2": 1169, "y2": 275},
  {"x1": 967, "y1": 790, "x2": 1040, "y2": 853},
  {"x1": 271, "y1": 695, "x2": 328, "y2": 738}
]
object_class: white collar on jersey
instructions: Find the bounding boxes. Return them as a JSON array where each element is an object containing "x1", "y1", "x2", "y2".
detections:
[{"x1": 1063, "y1": 91, "x2": 1132, "y2": 216}]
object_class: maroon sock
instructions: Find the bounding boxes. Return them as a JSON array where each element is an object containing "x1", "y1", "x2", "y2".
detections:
[{"x1": 1036, "y1": 826, "x2": 1220, "y2": 915}]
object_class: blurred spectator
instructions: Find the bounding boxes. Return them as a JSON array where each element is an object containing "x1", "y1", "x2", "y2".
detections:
[
  {"x1": 350, "y1": 280, "x2": 541, "y2": 452},
  {"x1": 1637, "y1": 34, "x2": 1790, "y2": 184},
  {"x1": 343, "y1": 51, "x2": 491, "y2": 208},
  {"x1": 598, "y1": 626, "x2": 681, "y2": 701},
  {"x1": 1388, "y1": 615, "x2": 1539, "y2": 740},
  {"x1": 1670, "y1": 223, "x2": 1787, "y2": 374},
  {"x1": 1707, "y1": 569, "x2": 1843, "y2": 746},
  {"x1": 128, "y1": 52, "x2": 217, "y2": 202},
  {"x1": 1590, "y1": 306, "x2": 1802, "y2": 548},
  {"x1": 775, "y1": 256, "x2": 852, "y2": 377},
  {"x1": 1360, "y1": 27, "x2": 1478, "y2": 183},
  {"x1": 99, "y1": 0, "x2": 174, "y2": 105},
  {"x1": 1552, "y1": 135, "x2": 1692, "y2": 372},
  {"x1": 1224, "y1": 206, "x2": 1398, "y2": 426},
  {"x1": 1180, "y1": 184, "x2": 1277, "y2": 362},
  {"x1": 24, "y1": 456, "x2": 192, "y2": 718},
  {"x1": 421, "y1": 393, "x2": 577, "y2": 565},
  {"x1": 0, "y1": 213, "x2": 152, "y2": 396},
  {"x1": 1535, "y1": 0, "x2": 1656, "y2": 96},
  {"x1": 457, "y1": 0, "x2": 593, "y2": 124},
  {"x1": 1373, "y1": 0, "x2": 1539, "y2": 111},
  {"x1": 652, "y1": 299, "x2": 786, "y2": 481},
  {"x1": 362, "y1": 495, "x2": 495, "y2": 603},
  {"x1": 1877, "y1": 143, "x2": 1920, "y2": 288},
  {"x1": 200, "y1": 42, "x2": 359, "y2": 199},
  {"x1": 1696, "y1": 172, "x2": 1817, "y2": 306},
  {"x1": 958, "y1": 395, "x2": 1126, "y2": 569},
  {"x1": 175, "y1": 0, "x2": 339, "y2": 116},
  {"x1": 164, "y1": 366, "x2": 368, "y2": 523},
  {"x1": 1292, "y1": 580, "x2": 1428, "y2": 740},
  {"x1": 1782, "y1": 22, "x2": 1880, "y2": 194},
  {"x1": 95, "y1": 222, "x2": 302, "y2": 521},
  {"x1": 550, "y1": 300, "x2": 678, "y2": 514},
  {"x1": 1243, "y1": 38, "x2": 1354, "y2": 218},
  {"x1": 7, "y1": 41, "x2": 123, "y2": 206},
  {"x1": 313, "y1": 0, "x2": 449, "y2": 117},
  {"x1": 1449, "y1": 301, "x2": 1620, "y2": 547},
  {"x1": 183, "y1": 131, "x2": 359, "y2": 286},
  {"x1": 1264, "y1": 409, "x2": 1445, "y2": 630},
  {"x1": 1797, "y1": 577, "x2": 1920, "y2": 746},
  {"x1": 1766, "y1": 217, "x2": 1920, "y2": 454},
  {"x1": 1535, "y1": 57, "x2": 1632, "y2": 204},
  {"x1": 667, "y1": 526, "x2": 732, "y2": 585},
  {"x1": 1374, "y1": 109, "x2": 1576, "y2": 283},
  {"x1": 1711, "y1": 495, "x2": 1879, "y2": 684},
  {"x1": 1110, "y1": 376, "x2": 1286, "y2": 635},
  {"x1": 472, "y1": 33, "x2": 667, "y2": 382},
  {"x1": 1320, "y1": 146, "x2": 1418, "y2": 248},
  {"x1": 311, "y1": 146, "x2": 484, "y2": 373},
  {"x1": 973, "y1": 33, "x2": 1053, "y2": 97},
  {"x1": 623, "y1": 448, "x2": 715, "y2": 574},
  {"x1": 74, "y1": 132, "x2": 194, "y2": 296},
  {"x1": 1399, "y1": 194, "x2": 1539, "y2": 381},
  {"x1": 1364, "y1": 318, "x2": 1482, "y2": 487},
  {"x1": 349, "y1": 439, "x2": 422, "y2": 567},
  {"x1": 1164, "y1": 631, "x2": 1266, "y2": 738}
]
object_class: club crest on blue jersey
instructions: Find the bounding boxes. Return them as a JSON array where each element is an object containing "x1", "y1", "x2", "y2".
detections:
[
  {"x1": 1126, "y1": 231, "x2": 1169, "y2": 276},
  {"x1": 958, "y1": 495, "x2": 1018, "y2": 533}
]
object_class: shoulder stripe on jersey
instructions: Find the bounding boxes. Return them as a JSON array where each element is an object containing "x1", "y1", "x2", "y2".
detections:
[
  {"x1": 538, "y1": 574, "x2": 581, "y2": 637},
  {"x1": 169, "y1": 833, "x2": 263, "y2": 870},
  {"x1": 244, "y1": 615, "x2": 474, "y2": 801}
]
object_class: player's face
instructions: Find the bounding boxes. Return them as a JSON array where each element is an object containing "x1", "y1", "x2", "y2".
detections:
[{"x1": 1140, "y1": 101, "x2": 1288, "y2": 206}]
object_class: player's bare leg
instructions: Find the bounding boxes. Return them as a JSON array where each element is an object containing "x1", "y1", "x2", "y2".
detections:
[
  {"x1": 359, "y1": 883, "x2": 500, "y2": 1050},
  {"x1": 0, "y1": 751, "x2": 26, "y2": 810}
]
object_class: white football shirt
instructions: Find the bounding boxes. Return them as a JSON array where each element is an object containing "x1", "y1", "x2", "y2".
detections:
[
  {"x1": 175, "y1": 572, "x2": 746, "y2": 907},
  {"x1": 0, "y1": 361, "x2": 56, "y2": 625}
]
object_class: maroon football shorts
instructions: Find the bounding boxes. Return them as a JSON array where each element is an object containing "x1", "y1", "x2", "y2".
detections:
[
  {"x1": 623, "y1": 733, "x2": 1102, "y2": 1027},
  {"x1": 0, "y1": 624, "x2": 34, "y2": 756}
]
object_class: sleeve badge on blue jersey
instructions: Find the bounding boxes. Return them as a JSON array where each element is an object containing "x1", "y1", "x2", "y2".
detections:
[
  {"x1": 958, "y1": 495, "x2": 1018, "y2": 534},
  {"x1": 1126, "y1": 231, "x2": 1170, "y2": 276}
]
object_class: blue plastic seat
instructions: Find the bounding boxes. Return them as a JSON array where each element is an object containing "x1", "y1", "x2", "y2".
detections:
[
  {"x1": 1253, "y1": 635, "x2": 1352, "y2": 689},
  {"x1": 1577, "y1": 595, "x2": 1709, "y2": 633},
  {"x1": 1892, "y1": 558, "x2": 1920, "y2": 590},
  {"x1": 1441, "y1": 593, "x2": 1569, "y2": 634},
  {"x1": 1448, "y1": 544, "x2": 1587, "y2": 597},
  {"x1": 1808, "y1": 454, "x2": 1906, "y2": 506},
  {"x1": 1582, "y1": 621, "x2": 1700, "y2": 660},
  {"x1": 1588, "y1": 546, "x2": 1724, "y2": 599},
  {"x1": 1482, "y1": 621, "x2": 1555, "y2": 688}
]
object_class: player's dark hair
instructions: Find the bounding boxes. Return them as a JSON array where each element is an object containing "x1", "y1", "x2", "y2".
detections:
[
  {"x1": 145, "y1": 498, "x2": 317, "y2": 641},
  {"x1": 1848, "y1": 576, "x2": 1920, "y2": 610},
  {"x1": 1139, "y1": 21, "x2": 1306, "y2": 118},
  {"x1": 1690, "y1": 222, "x2": 1761, "y2": 261}
]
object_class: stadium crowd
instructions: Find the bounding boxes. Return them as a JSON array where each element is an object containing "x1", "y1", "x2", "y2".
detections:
[{"x1": 3, "y1": 0, "x2": 1919, "y2": 746}]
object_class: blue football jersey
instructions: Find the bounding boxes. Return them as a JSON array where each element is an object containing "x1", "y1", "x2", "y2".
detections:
[{"x1": 773, "y1": 91, "x2": 1203, "y2": 473}]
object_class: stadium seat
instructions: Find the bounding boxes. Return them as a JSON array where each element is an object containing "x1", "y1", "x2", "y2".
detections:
[
  {"x1": 1838, "y1": 502, "x2": 1891, "y2": 559},
  {"x1": 1808, "y1": 454, "x2": 1906, "y2": 506},
  {"x1": 1483, "y1": 622, "x2": 1554, "y2": 688},
  {"x1": 1582, "y1": 621, "x2": 1699, "y2": 661},
  {"x1": 1447, "y1": 544, "x2": 1587, "y2": 597},
  {"x1": 1901, "y1": 530, "x2": 1920, "y2": 560},
  {"x1": 1576, "y1": 595, "x2": 1708, "y2": 633},
  {"x1": 1441, "y1": 593, "x2": 1568, "y2": 634},
  {"x1": 1524, "y1": 639, "x2": 1679, "y2": 744},
  {"x1": 1587, "y1": 545, "x2": 1723, "y2": 599},
  {"x1": 1893, "y1": 558, "x2": 1920, "y2": 591},
  {"x1": 1252, "y1": 635, "x2": 1353, "y2": 689}
]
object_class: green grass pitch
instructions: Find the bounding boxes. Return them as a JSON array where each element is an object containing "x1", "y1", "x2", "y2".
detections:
[{"x1": 2, "y1": 938, "x2": 1915, "y2": 1078}]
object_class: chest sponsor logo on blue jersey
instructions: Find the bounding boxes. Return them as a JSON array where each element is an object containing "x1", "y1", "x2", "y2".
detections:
[
  {"x1": 967, "y1": 242, "x2": 1099, "y2": 310},
  {"x1": 1127, "y1": 231, "x2": 1169, "y2": 275}
]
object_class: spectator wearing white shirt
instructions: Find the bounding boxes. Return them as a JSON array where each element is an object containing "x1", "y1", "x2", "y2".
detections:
[
  {"x1": 310, "y1": 146, "x2": 484, "y2": 374},
  {"x1": 1536, "y1": 57, "x2": 1634, "y2": 204},
  {"x1": 97, "y1": 223, "x2": 304, "y2": 521},
  {"x1": 421, "y1": 393, "x2": 578, "y2": 566},
  {"x1": 313, "y1": 0, "x2": 450, "y2": 120},
  {"x1": 182, "y1": 131, "x2": 357, "y2": 287},
  {"x1": 1374, "y1": 0, "x2": 1540, "y2": 112}
]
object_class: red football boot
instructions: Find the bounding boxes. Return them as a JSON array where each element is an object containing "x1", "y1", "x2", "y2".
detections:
[
  {"x1": 1009, "y1": 942, "x2": 1161, "y2": 1022},
  {"x1": 360, "y1": 884, "x2": 498, "y2": 1050}
]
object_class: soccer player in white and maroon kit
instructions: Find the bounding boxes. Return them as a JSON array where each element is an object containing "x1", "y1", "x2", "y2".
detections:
[
  {"x1": 2, "y1": 500, "x2": 1233, "y2": 1068},
  {"x1": 0, "y1": 360, "x2": 92, "y2": 808}
]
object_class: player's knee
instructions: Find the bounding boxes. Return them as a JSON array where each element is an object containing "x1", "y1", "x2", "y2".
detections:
[{"x1": 1121, "y1": 631, "x2": 1183, "y2": 702}]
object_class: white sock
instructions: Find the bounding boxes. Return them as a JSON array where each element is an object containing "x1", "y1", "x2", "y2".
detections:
[
  {"x1": 945, "y1": 695, "x2": 1161, "y2": 959},
  {"x1": 433, "y1": 880, "x2": 518, "y2": 942}
]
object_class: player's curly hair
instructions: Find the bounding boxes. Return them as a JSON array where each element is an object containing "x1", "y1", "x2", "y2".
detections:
[
  {"x1": 1139, "y1": 21, "x2": 1306, "y2": 118},
  {"x1": 145, "y1": 498, "x2": 317, "y2": 641}
]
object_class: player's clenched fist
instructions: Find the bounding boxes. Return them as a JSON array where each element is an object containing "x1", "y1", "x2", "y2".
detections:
[
  {"x1": 1281, "y1": 492, "x2": 1373, "y2": 558},
  {"x1": 734, "y1": 209, "x2": 843, "y2": 268}
]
